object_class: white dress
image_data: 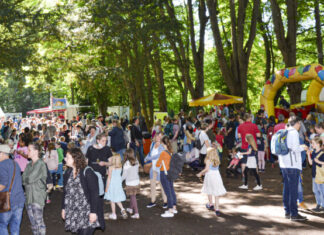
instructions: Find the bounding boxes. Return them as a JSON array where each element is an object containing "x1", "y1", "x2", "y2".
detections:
[{"x1": 202, "y1": 165, "x2": 227, "y2": 196}]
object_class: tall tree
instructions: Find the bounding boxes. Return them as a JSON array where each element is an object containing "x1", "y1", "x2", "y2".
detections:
[
  {"x1": 270, "y1": 0, "x2": 301, "y2": 104},
  {"x1": 314, "y1": 0, "x2": 323, "y2": 65},
  {"x1": 206, "y1": 0, "x2": 260, "y2": 105}
]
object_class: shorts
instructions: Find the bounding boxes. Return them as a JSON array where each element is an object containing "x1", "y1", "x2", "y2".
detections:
[{"x1": 240, "y1": 155, "x2": 248, "y2": 164}]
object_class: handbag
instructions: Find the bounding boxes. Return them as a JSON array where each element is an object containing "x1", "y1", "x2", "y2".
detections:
[
  {"x1": 315, "y1": 152, "x2": 324, "y2": 184},
  {"x1": 0, "y1": 161, "x2": 16, "y2": 213}
]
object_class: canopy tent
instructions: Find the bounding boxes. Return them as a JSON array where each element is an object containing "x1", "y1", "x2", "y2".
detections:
[
  {"x1": 27, "y1": 106, "x2": 66, "y2": 115},
  {"x1": 189, "y1": 93, "x2": 243, "y2": 107}
]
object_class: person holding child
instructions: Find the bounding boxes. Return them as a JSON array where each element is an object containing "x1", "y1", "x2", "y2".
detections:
[{"x1": 197, "y1": 147, "x2": 226, "y2": 216}]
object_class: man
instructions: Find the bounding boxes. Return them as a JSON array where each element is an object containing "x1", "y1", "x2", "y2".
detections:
[
  {"x1": 274, "y1": 114, "x2": 286, "y2": 134},
  {"x1": 237, "y1": 113, "x2": 261, "y2": 175},
  {"x1": 130, "y1": 117, "x2": 145, "y2": 166},
  {"x1": 279, "y1": 95, "x2": 290, "y2": 109},
  {"x1": 278, "y1": 116, "x2": 307, "y2": 221},
  {"x1": 0, "y1": 144, "x2": 25, "y2": 234}
]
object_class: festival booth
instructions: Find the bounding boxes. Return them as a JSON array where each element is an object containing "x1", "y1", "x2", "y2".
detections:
[
  {"x1": 189, "y1": 93, "x2": 243, "y2": 106},
  {"x1": 260, "y1": 63, "x2": 324, "y2": 119}
]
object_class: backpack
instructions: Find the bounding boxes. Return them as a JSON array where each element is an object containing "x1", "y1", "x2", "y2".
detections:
[
  {"x1": 84, "y1": 166, "x2": 105, "y2": 196},
  {"x1": 271, "y1": 129, "x2": 290, "y2": 155},
  {"x1": 194, "y1": 133, "x2": 205, "y2": 150},
  {"x1": 164, "y1": 151, "x2": 186, "y2": 181},
  {"x1": 164, "y1": 123, "x2": 174, "y2": 138}
]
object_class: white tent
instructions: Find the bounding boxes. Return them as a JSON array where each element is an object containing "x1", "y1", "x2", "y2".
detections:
[{"x1": 0, "y1": 107, "x2": 5, "y2": 118}]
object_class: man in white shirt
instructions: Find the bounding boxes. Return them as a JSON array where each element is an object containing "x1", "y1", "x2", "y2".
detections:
[{"x1": 278, "y1": 116, "x2": 307, "y2": 221}]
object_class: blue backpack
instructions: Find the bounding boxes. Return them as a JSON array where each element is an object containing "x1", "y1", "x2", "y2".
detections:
[
  {"x1": 271, "y1": 129, "x2": 290, "y2": 155},
  {"x1": 84, "y1": 166, "x2": 105, "y2": 196}
]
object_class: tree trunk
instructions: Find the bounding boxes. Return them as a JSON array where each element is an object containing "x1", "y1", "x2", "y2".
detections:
[
  {"x1": 188, "y1": 0, "x2": 208, "y2": 98},
  {"x1": 174, "y1": 67, "x2": 188, "y2": 110},
  {"x1": 145, "y1": 64, "x2": 154, "y2": 130},
  {"x1": 270, "y1": 0, "x2": 301, "y2": 104},
  {"x1": 70, "y1": 84, "x2": 75, "y2": 105},
  {"x1": 315, "y1": 0, "x2": 323, "y2": 65},
  {"x1": 258, "y1": 10, "x2": 271, "y2": 81}
]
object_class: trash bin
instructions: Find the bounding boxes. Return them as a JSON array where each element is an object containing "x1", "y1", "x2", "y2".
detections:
[{"x1": 142, "y1": 132, "x2": 152, "y2": 155}]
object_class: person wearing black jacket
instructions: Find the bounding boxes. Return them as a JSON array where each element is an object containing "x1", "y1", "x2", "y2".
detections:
[
  {"x1": 62, "y1": 148, "x2": 105, "y2": 235},
  {"x1": 108, "y1": 120, "x2": 126, "y2": 161},
  {"x1": 130, "y1": 118, "x2": 145, "y2": 166}
]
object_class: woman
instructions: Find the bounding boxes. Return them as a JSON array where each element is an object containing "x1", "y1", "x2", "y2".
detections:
[
  {"x1": 108, "y1": 120, "x2": 126, "y2": 161},
  {"x1": 22, "y1": 143, "x2": 47, "y2": 235},
  {"x1": 15, "y1": 135, "x2": 29, "y2": 173},
  {"x1": 144, "y1": 132, "x2": 167, "y2": 208},
  {"x1": 62, "y1": 148, "x2": 105, "y2": 235},
  {"x1": 183, "y1": 124, "x2": 195, "y2": 153},
  {"x1": 156, "y1": 136, "x2": 177, "y2": 218},
  {"x1": 86, "y1": 133, "x2": 112, "y2": 182}
]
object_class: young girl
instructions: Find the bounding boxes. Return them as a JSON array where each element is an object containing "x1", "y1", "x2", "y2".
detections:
[
  {"x1": 226, "y1": 148, "x2": 240, "y2": 177},
  {"x1": 306, "y1": 137, "x2": 324, "y2": 213},
  {"x1": 104, "y1": 154, "x2": 127, "y2": 220},
  {"x1": 197, "y1": 147, "x2": 226, "y2": 216},
  {"x1": 122, "y1": 148, "x2": 140, "y2": 219},
  {"x1": 238, "y1": 134, "x2": 262, "y2": 190},
  {"x1": 257, "y1": 135, "x2": 266, "y2": 172}
]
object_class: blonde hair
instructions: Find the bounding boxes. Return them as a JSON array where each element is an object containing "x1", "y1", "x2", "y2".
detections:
[
  {"x1": 205, "y1": 147, "x2": 220, "y2": 167},
  {"x1": 110, "y1": 153, "x2": 122, "y2": 168},
  {"x1": 246, "y1": 134, "x2": 257, "y2": 151}
]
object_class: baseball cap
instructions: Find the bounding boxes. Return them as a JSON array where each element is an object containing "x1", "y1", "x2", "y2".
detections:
[{"x1": 0, "y1": 144, "x2": 11, "y2": 154}]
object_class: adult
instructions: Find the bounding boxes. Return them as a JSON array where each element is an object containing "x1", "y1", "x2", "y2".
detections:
[
  {"x1": 315, "y1": 123, "x2": 324, "y2": 143},
  {"x1": 144, "y1": 132, "x2": 167, "y2": 208},
  {"x1": 279, "y1": 95, "x2": 290, "y2": 109},
  {"x1": 0, "y1": 144, "x2": 25, "y2": 235},
  {"x1": 171, "y1": 119, "x2": 180, "y2": 154},
  {"x1": 274, "y1": 114, "x2": 286, "y2": 134},
  {"x1": 130, "y1": 118, "x2": 145, "y2": 166},
  {"x1": 22, "y1": 143, "x2": 48, "y2": 235},
  {"x1": 62, "y1": 148, "x2": 105, "y2": 235},
  {"x1": 278, "y1": 116, "x2": 307, "y2": 221},
  {"x1": 237, "y1": 113, "x2": 260, "y2": 173},
  {"x1": 86, "y1": 133, "x2": 112, "y2": 182},
  {"x1": 156, "y1": 136, "x2": 177, "y2": 218},
  {"x1": 225, "y1": 115, "x2": 236, "y2": 153},
  {"x1": 198, "y1": 123, "x2": 211, "y2": 167},
  {"x1": 83, "y1": 126, "x2": 97, "y2": 154},
  {"x1": 108, "y1": 120, "x2": 126, "y2": 161}
]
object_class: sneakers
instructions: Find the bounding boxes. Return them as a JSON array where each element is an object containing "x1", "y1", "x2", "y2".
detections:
[
  {"x1": 298, "y1": 202, "x2": 308, "y2": 210},
  {"x1": 161, "y1": 211, "x2": 174, "y2": 218},
  {"x1": 104, "y1": 213, "x2": 117, "y2": 220},
  {"x1": 146, "y1": 202, "x2": 156, "y2": 208},
  {"x1": 215, "y1": 210, "x2": 221, "y2": 216},
  {"x1": 238, "y1": 185, "x2": 248, "y2": 190},
  {"x1": 206, "y1": 204, "x2": 215, "y2": 211},
  {"x1": 121, "y1": 209, "x2": 128, "y2": 219},
  {"x1": 311, "y1": 205, "x2": 321, "y2": 213},
  {"x1": 291, "y1": 214, "x2": 307, "y2": 221},
  {"x1": 285, "y1": 213, "x2": 290, "y2": 219},
  {"x1": 131, "y1": 213, "x2": 140, "y2": 219},
  {"x1": 162, "y1": 203, "x2": 168, "y2": 209},
  {"x1": 46, "y1": 199, "x2": 51, "y2": 204},
  {"x1": 126, "y1": 208, "x2": 133, "y2": 214},
  {"x1": 173, "y1": 209, "x2": 178, "y2": 214},
  {"x1": 253, "y1": 185, "x2": 263, "y2": 191}
]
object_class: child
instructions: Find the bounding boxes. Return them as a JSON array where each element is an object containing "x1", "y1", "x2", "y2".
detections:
[
  {"x1": 238, "y1": 134, "x2": 262, "y2": 190},
  {"x1": 55, "y1": 142, "x2": 64, "y2": 188},
  {"x1": 122, "y1": 148, "x2": 140, "y2": 219},
  {"x1": 104, "y1": 154, "x2": 127, "y2": 220},
  {"x1": 257, "y1": 134, "x2": 266, "y2": 172},
  {"x1": 226, "y1": 148, "x2": 240, "y2": 177},
  {"x1": 197, "y1": 147, "x2": 226, "y2": 216}
]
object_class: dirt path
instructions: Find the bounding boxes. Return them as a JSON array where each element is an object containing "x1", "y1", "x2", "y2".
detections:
[{"x1": 20, "y1": 162, "x2": 324, "y2": 235}]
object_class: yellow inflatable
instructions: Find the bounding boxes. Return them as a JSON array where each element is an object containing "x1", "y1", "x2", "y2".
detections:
[{"x1": 260, "y1": 63, "x2": 324, "y2": 117}]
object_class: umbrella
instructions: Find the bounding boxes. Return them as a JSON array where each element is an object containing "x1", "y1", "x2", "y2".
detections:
[{"x1": 189, "y1": 93, "x2": 243, "y2": 107}]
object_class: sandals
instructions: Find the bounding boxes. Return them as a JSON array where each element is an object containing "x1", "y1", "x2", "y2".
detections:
[
  {"x1": 121, "y1": 209, "x2": 128, "y2": 219},
  {"x1": 104, "y1": 213, "x2": 117, "y2": 220}
]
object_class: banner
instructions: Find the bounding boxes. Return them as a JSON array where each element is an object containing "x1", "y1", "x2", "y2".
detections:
[{"x1": 52, "y1": 98, "x2": 67, "y2": 110}]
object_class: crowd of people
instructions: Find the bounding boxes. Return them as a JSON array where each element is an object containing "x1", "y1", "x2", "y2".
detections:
[{"x1": 0, "y1": 104, "x2": 324, "y2": 234}]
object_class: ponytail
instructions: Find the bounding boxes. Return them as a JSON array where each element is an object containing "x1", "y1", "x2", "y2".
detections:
[{"x1": 161, "y1": 135, "x2": 172, "y2": 153}]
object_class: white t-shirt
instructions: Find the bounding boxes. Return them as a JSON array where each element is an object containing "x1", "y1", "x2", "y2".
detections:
[{"x1": 199, "y1": 131, "x2": 210, "y2": 155}]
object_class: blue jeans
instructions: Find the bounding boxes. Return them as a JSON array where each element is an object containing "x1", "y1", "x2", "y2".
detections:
[
  {"x1": 116, "y1": 149, "x2": 126, "y2": 162},
  {"x1": 134, "y1": 144, "x2": 144, "y2": 166},
  {"x1": 160, "y1": 171, "x2": 177, "y2": 209},
  {"x1": 312, "y1": 178, "x2": 324, "y2": 207},
  {"x1": 57, "y1": 163, "x2": 63, "y2": 186},
  {"x1": 281, "y1": 168, "x2": 300, "y2": 217},
  {"x1": 49, "y1": 170, "x2": 57, "y2": 186},
  {"x1": 0, "y1": 205, "x2": 24, "y2": 235},
  {"x1": 297, "y1": 175, "x2": 304, "y2": 203}
]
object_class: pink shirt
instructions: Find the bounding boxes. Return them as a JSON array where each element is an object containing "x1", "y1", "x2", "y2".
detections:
[
  {"x1": 14, "y1": 146, "x2": 29, "y2": 172},
  {"x1": 274, "y1": 123, "x2": 286, "y2": 134}
]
